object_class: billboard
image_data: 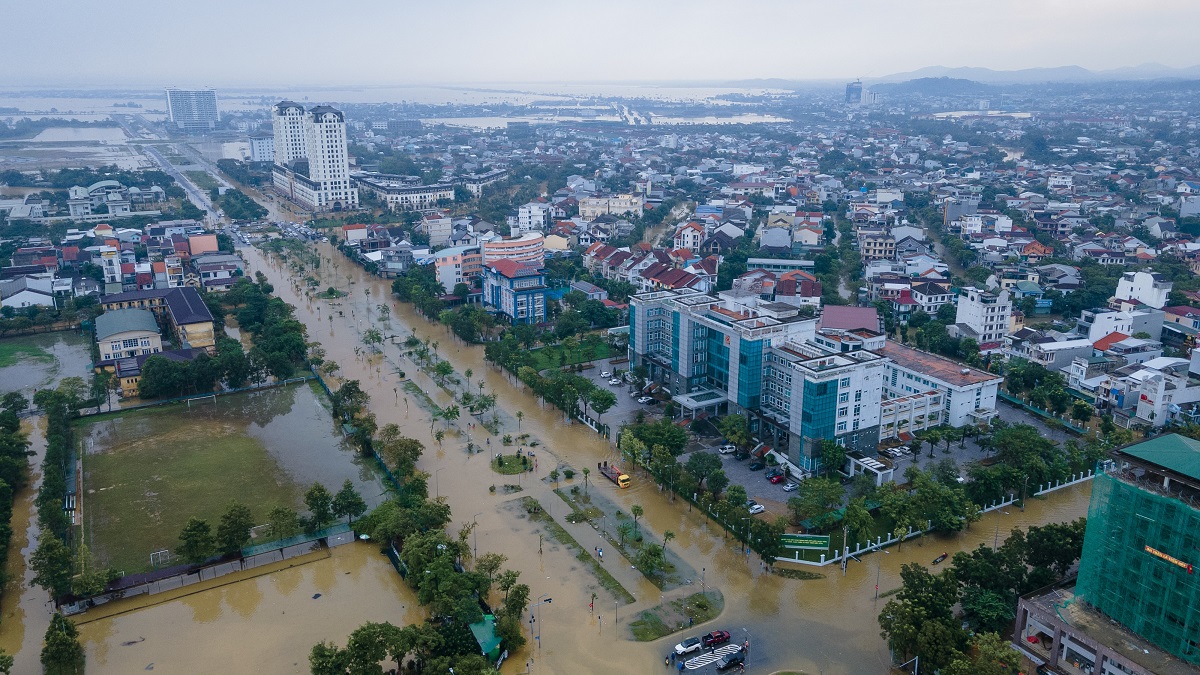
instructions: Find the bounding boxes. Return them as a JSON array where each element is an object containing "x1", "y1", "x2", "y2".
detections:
[{"x1": 781, "y1": 533, "x2": 830, "y2": 550}]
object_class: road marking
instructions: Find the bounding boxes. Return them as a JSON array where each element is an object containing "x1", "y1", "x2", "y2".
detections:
[{"x1": 684, "y1": 643, "x2": 740, "y2": 669}]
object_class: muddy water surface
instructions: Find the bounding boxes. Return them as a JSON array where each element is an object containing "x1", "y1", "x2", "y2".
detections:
[{"x1": 5, "y1": 244, "x2": 1096, "y2": 675}]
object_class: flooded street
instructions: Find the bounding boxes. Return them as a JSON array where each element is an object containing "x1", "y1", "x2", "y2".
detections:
[{"x1": 0, "y1": 242, "x2": 1095, "y2": 674}]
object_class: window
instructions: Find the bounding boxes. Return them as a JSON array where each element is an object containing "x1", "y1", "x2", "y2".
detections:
[
  {"x1": 838, "y1": 392, "x2": 849, "y2": 403},
  {"x1": 838, "y1": 407, "x2": 848, "y2": 418},
  {"x1": 840, "y1": 378, "x2": 850, "y2": 387},
  {"x1": 836, "y1": 421, "x2": 848, "y2": 432},
  {"x1": 854, "y1": 391, "x2": 862, "y2": 402}
]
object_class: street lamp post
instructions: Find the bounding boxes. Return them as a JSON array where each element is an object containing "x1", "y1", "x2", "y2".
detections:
[
  {"x1": 472, "y1": 512, "x2": 482, "y2": 559},
  {"x1": 875, "y1": 549, "x2": 890, "y2": 601},
  {"x1": 531, "y1": 594, "x2": 552, "y2": 649},
  {"x1": 701, "y1": 567, "x2": 705, "y2": 595},
  {"x1": 994, "y1": 510, "x2": 1010, "y2": 548}
]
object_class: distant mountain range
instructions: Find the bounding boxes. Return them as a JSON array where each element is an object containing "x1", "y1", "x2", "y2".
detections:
[{"x1": 869, "y1": 63, "x2": 1200, "y2": 85}]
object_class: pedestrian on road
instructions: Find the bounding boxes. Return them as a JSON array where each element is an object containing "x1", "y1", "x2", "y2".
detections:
[{"x1": 689, "y1": 616, "x2": 694, "y2": 627}]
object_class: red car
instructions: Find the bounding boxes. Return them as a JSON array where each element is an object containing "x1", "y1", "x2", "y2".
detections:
[
  {"x1": 702, "y1": 630, "x2": 731, "y2": 648},
  {"x1": 768, "y1": 473, "x2": 785, "y2": 484}
]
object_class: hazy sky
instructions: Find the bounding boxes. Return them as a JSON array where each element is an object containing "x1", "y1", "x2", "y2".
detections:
[{"x1": 6, "y1": 0, "x2": 1199, "y2": 87}]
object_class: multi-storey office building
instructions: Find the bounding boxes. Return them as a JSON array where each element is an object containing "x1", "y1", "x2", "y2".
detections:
[
  {"x1": 165, "y1": 89, "x2": 219, "y2": 131},
  {"x1": 630, "y1": 288, "x2": 1001, "y2": 475}
]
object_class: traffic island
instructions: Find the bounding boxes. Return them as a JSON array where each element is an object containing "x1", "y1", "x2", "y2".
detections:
[{"x1": 629, "y1": 591, "x2": 724, "y2": 641}]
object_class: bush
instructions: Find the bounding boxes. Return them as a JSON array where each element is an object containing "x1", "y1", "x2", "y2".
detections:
[{"x1": 563, "y1": 469, "x2": 575, "y2": 480}]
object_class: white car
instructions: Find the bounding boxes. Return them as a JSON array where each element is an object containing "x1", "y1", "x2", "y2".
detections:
[
  {"x1": 637, "y1": 396, "x2": 654, "y2": 404},
  {"x1": 782, "y1": 482, "x2": 799, "y2": 492},
  {"x1": 674, "y1": 637, "x2": 702, "y2": 655},
  {"x1": 608, "y1": 378, "x2": 622, "y2": 386},
  {"x1": 748, "y1": 504, "x2": 766, "y2": 515},
  {"x1": 718, "y1": 444, "x2": 738, "y2": 454},
  {"x1": 600, "y1": 371, "x2": 612, "y2": 378}
]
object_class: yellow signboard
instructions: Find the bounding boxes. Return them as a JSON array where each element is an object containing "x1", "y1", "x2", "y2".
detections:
[{"x1": 1145, "y1": 545, "x2": 1194, "y2": 574}]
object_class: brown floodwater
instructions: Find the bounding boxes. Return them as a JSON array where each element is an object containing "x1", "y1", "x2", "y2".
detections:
[{"x1": 0, "y1": 243, "x2": 1094, "y2": 674}]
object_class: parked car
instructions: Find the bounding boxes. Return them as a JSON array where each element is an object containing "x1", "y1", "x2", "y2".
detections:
[
  {"x1": 733, "y1": 452, "x2": 750, "y2": 461},
  {"x1": 765, "y1": 468, "x2": 783, "y2": 479},
  {"x1": 748, "y1": 460, "x2": 765, "y2": 471},
  {"x1": 746, "y1": 499, "x2": 758, "y2": 508},
  {"x1": 701, "y1": 630, "x2": 731, "y2": 648},
  {"x1": 718, "y1": 444, "x2": 738, "y2": 455},
  {"x1": 782, "y1": 481, "x2": 799, "y2": 492},
  {"x1": 716, "y1": 647, "x2": 746, "y2": 671},
  {"x1": 637, "y1": 396, "x2": 654, "y2": 404},
  {"x1": 768, "y1": 473, "x2": 785, "y2": 484},
  {"x1": 608, "y1": 378, "x2": 622, "y2": 386},
  {"x1": 600, "y1": 371, "x2": 612, "y2": 378},
  {"x1": 748, "y1": 504, "x2": 765, "y2": 514},
  {"x1": 674, "y1": 637, "x2": 702, "y2": 655}
]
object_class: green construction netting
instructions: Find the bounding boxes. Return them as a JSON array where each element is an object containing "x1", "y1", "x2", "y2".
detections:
[{"x1": 1076, "y1": 473, "x2": 1200, "y2": 665}]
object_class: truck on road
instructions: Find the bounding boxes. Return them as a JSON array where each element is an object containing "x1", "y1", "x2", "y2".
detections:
[{"x1": 598, "y1": 462, "x2": 630, "y2": 488}]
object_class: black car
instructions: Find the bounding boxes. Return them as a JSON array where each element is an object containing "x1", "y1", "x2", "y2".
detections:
[
  {"x1": 733, "y1": 451, "x2": 750, "y2": 461},
  {"x1": 716, "y1": 648, "x2": 745, "y2": 671},
  {"x1": 748, "y1": 460, "x2": 765, "y2": 471}
]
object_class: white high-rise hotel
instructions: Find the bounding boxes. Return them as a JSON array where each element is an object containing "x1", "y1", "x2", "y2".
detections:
[{"x1": 271, "y1": 101, "x2": 358, "y2": 211}]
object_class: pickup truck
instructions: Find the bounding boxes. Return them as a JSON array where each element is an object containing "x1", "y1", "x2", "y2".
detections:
[{"x1": 598, "y1": 463, "x2": 630, "y2": 488}]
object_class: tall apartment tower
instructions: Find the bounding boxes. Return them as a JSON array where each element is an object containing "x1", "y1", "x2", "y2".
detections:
[
  {"x1": 271, "y1": 102, "x2": 358, "y2": 211},
  {"x1": 845, "y1": 80, "x2": 863, "y2": 105},
  {"x1": 272, "y1": 101, "x2": 307, "y2": 164},
  {"x1": 303, "y1": 106, "x2": 357, "y2": 208},
  {"x1": 165, "y1": 89, "x2": 219, "y2": 131}
]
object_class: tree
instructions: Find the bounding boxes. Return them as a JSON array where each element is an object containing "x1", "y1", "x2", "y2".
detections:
[
  {"x1": 878, "y1": 563, "x2": 965, "y2": 670},
  {"x1": 634, "y1": 543, "x2": 667, "y2": 577},
  {"x1": 433, "y1": 360, "x2": 454, "y2": 385},
  {"x1": 441, "y1": 404, "x2": 460, "y2": 430},
  {"x1": 581, "y1": 467, "x2": 590, "y2": 494},
  {"x1": 706, "y1": 469, "x2": 729, "y2": 500},
  {"x1": 841, "y1": 497, "x2": 873, "y2": 545},
  {"x1": 70, "y1": 543, "x2": 109, "y2": 598},
  {"x1": 333, "y1": 479, "x2": 368, "y2": 523},
  {"x1": 266, "y1": 505, "x2": 301, "y2": 540},
  {"x1": 685, "y1": 452, "x2": 722, "y2": 487},
  {"x1": 515, "y1": 411, "x2": 524, "y2": 430},
  {"x1": 663, "y1": 530, "x2": 676, "y2": 556},
  {"x1": 0, "y1": 391, "x2": 27, "y2": 416},
  {"x1": 617, "y1": 521, "x2": 635, "y2": 545},
  {"x1": 176, "y1": 517, "x2": 215, "y2": 563},
  {"x1": 0, "y1": 648, "x2": 11, "y2": 675},
  {"x1": 818, "y1": 439, "x2": 847, "y2": 478},
  {"x1": 41, "y1": 613, "x2": 84, "y2": 675},
  {"x1": 305, "y1": 483, "x2": 336, "y2": 531},
  {"x1": 630, "y1": 504, "x2": 644, "y2": 531},
  {"x1": 943, "y1": 632, "x2": 1022, "y2": 675},
  {"x1": 1070, "y1": 400, "x2": 1093, "y2": 425},
  {"x1": 787, "y1": 477, "x2": 844, "y2": 528},
  {"x1": 30, "y1": 535, "x2": 74, "y2": 597},
  {"x1": 216, "y1": 500, "x2": 255, "y2": 555},
  {"x1": 588, "y1": 388, "x2": 617, "y2": 422},
  {"x1": 716, "y1": 414, "x2": 752, "y2": 449},
  {"x1": 463, "y1": 368, "x2": 473, "y2": 391}
]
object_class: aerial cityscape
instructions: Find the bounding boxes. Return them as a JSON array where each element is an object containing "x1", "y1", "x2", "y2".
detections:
[{"x1": 0, "y1": 2, "x2": 1199, "y2": 674}]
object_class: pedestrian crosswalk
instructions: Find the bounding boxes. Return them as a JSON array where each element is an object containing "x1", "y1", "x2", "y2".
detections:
[{"x1": 684, "y1": 644, "x2": 741, "y2": 670}]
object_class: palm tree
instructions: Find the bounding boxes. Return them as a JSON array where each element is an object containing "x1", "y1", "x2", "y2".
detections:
[
  {"x1": 663, "y1": 530, "x2": 675, "y2": 556},
  {"x1": 516, "y1": 411, "x2": 524, "y2": 430},
  {"x1": 631, "y1": 504, "x2": 644, "y2": 531},
  {"x1": 582, "y1": 467, "x2": 590, "y2": 494},
  {"x1": 464, "y1": 368, "x2": 473, "y2": 392}
]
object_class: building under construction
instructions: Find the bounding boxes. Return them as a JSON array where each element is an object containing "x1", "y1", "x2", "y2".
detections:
[{"x1": 1014, "y1": 434, "x2": 1200, "y2": 675}]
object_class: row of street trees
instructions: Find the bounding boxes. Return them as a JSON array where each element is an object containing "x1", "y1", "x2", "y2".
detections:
[{"x1": 879, "y1": 519, "x2": 1086, "y2": 672}]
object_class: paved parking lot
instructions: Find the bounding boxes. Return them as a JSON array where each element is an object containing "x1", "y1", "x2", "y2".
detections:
[
  {"x1": 682, "y1": 439, "x2": 797, "y2": 520},
  {"x1": 575, "y1": 364, "x2": 658, "y2": 443}
]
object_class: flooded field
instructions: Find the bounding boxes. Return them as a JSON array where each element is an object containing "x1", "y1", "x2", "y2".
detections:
[
  {"x1": 76, "y1": 543, "x2": 425, "y2": 674},
  {"x1": 80, "y1": 382, "x2": 387, "y2": 573},
  {"x1": 0, "y1": 331, "x2": 92, "y2": 395}
]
